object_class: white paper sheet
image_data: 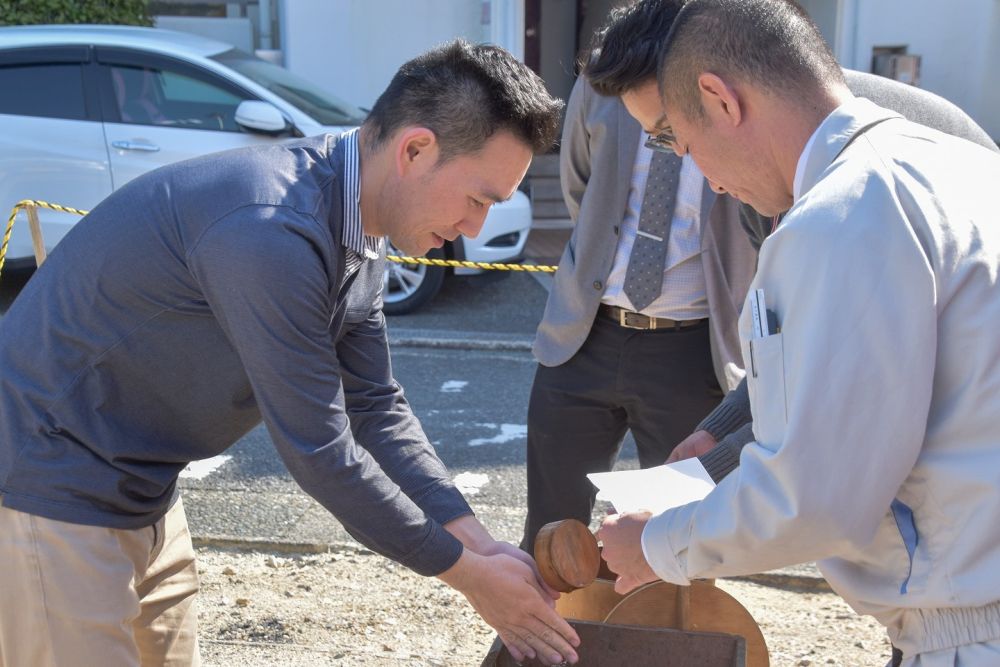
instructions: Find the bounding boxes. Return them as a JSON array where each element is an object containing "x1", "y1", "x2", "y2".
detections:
[{"x1": 587, "y1": 458, "x2": 716, "y2": 515}]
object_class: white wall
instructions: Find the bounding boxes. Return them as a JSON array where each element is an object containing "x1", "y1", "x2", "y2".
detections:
[
  {"x1": 280, "y1": 0, "x2": 488, "y2": 109},
  {"x1": 797, "y1": 0, "x2": 838, "y2": 54},
  {"x1": 538, "y1": 0, "x2": 577, "y2": 105},
  {"x1": 828, "y1": 0, "x2": 1000, "y2": 140},
  {"x1": 977, "y1": 1, "x2": 1000, "y2": 140},
  {"x1": 153, "y1": 16, "x2": 254, "y2": 52}
]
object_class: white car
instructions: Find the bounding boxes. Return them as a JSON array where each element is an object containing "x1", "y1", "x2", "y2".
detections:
[{"x1": 0, "y1": 24, "x2": 530, "y2": 313}]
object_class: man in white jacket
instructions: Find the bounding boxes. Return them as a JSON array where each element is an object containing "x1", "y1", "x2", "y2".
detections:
[{"x1": 597, "y1": 1, "x2": 1000, "y2": 664}]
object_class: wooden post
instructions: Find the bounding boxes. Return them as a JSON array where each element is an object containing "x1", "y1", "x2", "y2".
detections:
[
  {"x1": 25, "y1": 204, "x2": 47, "y2": 267},
  {"x1": 676, "y1": 585, "x2": 691, "y2": 630}
]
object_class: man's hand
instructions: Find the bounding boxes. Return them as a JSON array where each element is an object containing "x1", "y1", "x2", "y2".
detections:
[
  {"x1": 444, "y1": 515, "x2": 561, "y2": 600},
  {"x1": 438, "y1": 549, "x2": 580, "y2": 665},
  {"x1": 596, "y1": 511, "x2": 660, "y2": 595},
  {"x1": 480, "y1": 540, "x2": 562, "y2": 601},
  {"x1": 666, "y1": 429, "x2": 718, "y2": 464}
]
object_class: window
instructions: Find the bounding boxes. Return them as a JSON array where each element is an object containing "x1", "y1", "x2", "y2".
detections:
[
  {"x1": 110, "y1": 64, "x2": 248, "y2": 131},
  {"x1": 212, "y1": 49, "x2": 365, "y2": 126},
  {"x1": 0, "y1": 63, "x2": 87, "y2": 120}
]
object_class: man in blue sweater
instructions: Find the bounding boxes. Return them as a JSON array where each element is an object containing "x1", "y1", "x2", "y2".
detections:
[{"x1": 0, "y1": 41, "x2": 579, "y2": 667}]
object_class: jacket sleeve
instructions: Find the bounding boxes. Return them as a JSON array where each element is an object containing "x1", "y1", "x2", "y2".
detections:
[
  {"x1": 696, "y1": 378, "x2": 752, "y2": 441},
  {"x1": 698, "y1": 423, "x2": 755, "y2": 483},
  {"x1": 188, "y1": 206, "x2": 463, "y2": 577},
  {"x1": 643, "y1": 167, "x2": 937, "y2": 584},
  {"x1": 560, "y1": 76, "x2": 593, "y2": 223},
  {"x1": 336, "y1": 302, "x2": 473, "y2": 528},
  {"x1": 738, "y1": 204, "x2": 772, "y2": 252}
]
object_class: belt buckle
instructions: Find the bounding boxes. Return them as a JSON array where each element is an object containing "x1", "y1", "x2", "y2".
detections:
[{"x1": 618, "y1": 309, "x2": 652, "y2": 330}]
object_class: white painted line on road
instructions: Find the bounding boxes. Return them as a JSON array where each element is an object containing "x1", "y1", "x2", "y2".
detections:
[
  {"x1": 453, "y1": 472, "x2": 490, "y2": 495},
  {"x1": 469, "y1": 423, "x2": 527, "y2": 447},
  {"x1": 440, "y1": 380, "x2": 469, "y2": 393},
  {"x1": 180, "y1": 454, "x2": 232, "y2": 479}
]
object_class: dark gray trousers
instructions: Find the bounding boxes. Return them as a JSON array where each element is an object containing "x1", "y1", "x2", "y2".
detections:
[{"x1": 522, "y1": 316, "x2": 721, "y2": 553}]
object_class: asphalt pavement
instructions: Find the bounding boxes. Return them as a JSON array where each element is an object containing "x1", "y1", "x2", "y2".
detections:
[{"x1": 0, "y1": 265, "x2": 31, "y2": 312}]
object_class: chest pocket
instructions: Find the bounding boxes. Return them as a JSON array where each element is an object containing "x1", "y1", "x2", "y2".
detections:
[{"x1": 744, "y1": 333, "x2": 788, "y2": 448}]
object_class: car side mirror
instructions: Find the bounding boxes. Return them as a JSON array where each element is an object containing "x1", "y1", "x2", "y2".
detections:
[{"x1": 234, "y1": 100, "x2": 290, "y2": 135}]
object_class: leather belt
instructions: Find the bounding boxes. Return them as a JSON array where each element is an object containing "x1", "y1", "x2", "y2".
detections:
[{"x1": 598, "y1": 304, "x2": 707, "y2": 331}]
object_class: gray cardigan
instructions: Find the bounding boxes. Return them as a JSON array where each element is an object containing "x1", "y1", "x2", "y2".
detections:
[{"x1": 0, "y1": 134, "x2": 470, "y2": 576}]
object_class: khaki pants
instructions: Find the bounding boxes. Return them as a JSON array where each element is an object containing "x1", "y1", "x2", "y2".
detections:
[{"x1": 0, "y1": 497, "x2": 201, "y2": 667}]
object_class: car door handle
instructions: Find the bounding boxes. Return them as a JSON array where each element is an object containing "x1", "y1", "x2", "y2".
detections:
[{"x1": 111, "y1": 140, "x2": 160, "y2": 153}]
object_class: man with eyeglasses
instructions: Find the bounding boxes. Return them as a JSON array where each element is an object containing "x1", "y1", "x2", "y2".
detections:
[{"x1": 521, "y1": 0, "x2": 756, "y2": 553}]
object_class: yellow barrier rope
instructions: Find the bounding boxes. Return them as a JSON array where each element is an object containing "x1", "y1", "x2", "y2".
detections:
[
  {"x1": 1, "y1": 200, "x2": 90, "y2": 279},
  {"x1": 0, "y1": 207, "x2": 17, "y2": 276},
  {"x1": 1, "y1": 200, "x2": 558, "y2": 283},
  {"x1": 387, "y1": 255, "x2": 556, "y2": 273}
]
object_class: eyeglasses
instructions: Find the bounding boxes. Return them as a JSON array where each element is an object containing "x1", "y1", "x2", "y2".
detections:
[
  {"x1": 644, "y1": 127, "x2": 678, "y2": 153},
  {"x1": 643, "y1": 0, "x2": 697, "y2": 155}
]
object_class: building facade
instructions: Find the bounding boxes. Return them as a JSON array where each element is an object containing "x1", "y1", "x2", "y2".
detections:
[{"x1": 152, "y1": 0, "x2": 999, "y2": 141}]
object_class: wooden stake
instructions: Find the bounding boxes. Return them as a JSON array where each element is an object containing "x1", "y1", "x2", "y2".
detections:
[{"x1": 26, "y1": 204, "x2": 47, "y2": 267}]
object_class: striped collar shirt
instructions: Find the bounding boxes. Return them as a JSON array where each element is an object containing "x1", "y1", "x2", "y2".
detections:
[{"x1": 341, "y1": 128, "x2": 382, "y2": 275}]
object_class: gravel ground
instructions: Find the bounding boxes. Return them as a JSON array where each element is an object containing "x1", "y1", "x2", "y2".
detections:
[{"x1": 195, "y1": 546, "x2": 892, "y2": 666}]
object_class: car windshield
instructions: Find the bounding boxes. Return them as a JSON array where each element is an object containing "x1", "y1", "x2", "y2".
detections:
[{"x1": 211, "y1": 49, "x2": 366, "y2": 127}]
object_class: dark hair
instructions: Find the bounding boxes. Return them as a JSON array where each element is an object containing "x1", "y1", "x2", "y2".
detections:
[
  {"x1": 659, "y1": 0, "x2": 845, "y2": 119},
  {"x1": 362, "y1": 40, "x2": 563, "y2": 161},
  {"x1": 585, "y1": 0, "x2": 685, "y2": 97}
]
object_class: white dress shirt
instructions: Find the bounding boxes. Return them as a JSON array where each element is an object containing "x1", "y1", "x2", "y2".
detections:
[{"x1": 601, "y1": 141, "x2": 709, "y2": 320}]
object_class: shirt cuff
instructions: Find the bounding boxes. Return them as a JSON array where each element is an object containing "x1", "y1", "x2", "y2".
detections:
[
  {"x1": 641, "y1": 505, "x2": 695, "y2": 586},
  {"x1": 415, "y1": 483, "x2": 474, "y2": 527},
  {"x1": 698, "y1": 423, "x2": 754, "y2": 483},
  {"x1": 399, "y1": 520, "x2": 466, "y2": 577},
  {"x1": 696, "y1": 387, "x2": 751, "y2": 441}
]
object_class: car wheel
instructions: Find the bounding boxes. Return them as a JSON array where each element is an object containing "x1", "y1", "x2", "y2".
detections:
[{"x1": 382, "y1": 244, "x2": 447, "y2": 315}]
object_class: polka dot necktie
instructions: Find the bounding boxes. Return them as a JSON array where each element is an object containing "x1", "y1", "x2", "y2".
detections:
[{"x1": 623, "y1": 150, "x2": 683, "y2": 312}]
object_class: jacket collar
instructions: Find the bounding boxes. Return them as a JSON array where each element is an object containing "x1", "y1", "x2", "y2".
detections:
[{"x1": 795, "y1": 96, "x2": 902, "y2": 203}]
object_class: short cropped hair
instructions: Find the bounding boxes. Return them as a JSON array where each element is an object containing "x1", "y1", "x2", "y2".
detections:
[
  {"x1": 659, "y1": 0, "x2": 845, "y2": 119},
  {"x1": 363, "y1": 40, "x2": 564, "y2": 161},
  {"x1": 585, "y1": 0, "x2": 685, "y2": 97}
]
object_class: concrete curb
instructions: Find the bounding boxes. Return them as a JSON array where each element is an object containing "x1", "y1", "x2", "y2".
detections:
[
  {"x1": 192, "y1": 535, "x2": 370, "y2": 556},
  {"x1": 388, "y1": 328, "x2": 533, "y2": 352}
]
